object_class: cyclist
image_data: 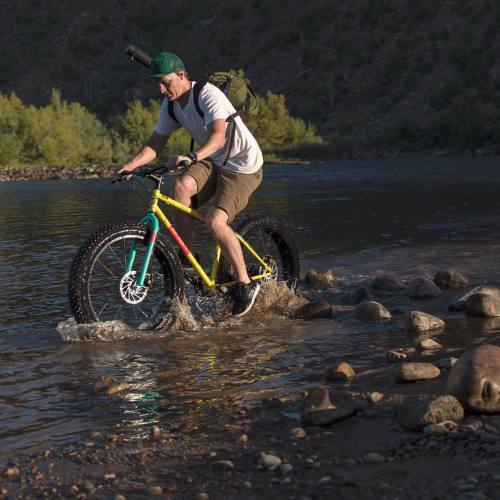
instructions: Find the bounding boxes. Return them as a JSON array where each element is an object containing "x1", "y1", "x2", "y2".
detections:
[{"x1": 118, "y1": 51, "x2": 263, "y2": 317}]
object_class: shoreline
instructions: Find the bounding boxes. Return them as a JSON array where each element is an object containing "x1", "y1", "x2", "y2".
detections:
[{"x1": 1, "y1": 153, "x2": 498, "y2": 182}]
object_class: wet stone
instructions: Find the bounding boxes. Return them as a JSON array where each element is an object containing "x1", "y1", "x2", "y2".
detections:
[
  {"x1": 3, "y1": 467, "x2": 20, "y2": 479},
  {"x1": 395, "y1": 362, "x2": 441, "y2": 382},
  {"x1": 290, "y1": 427, "x2": 306, "y2": 439},
  {"x1": 408, "y1": 277, "x2": 442, "y2": 299},
  {"x1": 418, "y1": 338, "x2": 443, "y2": 351},
  {"x1": 435, "y1": 357, "x2": 458, "y2": 370},
  {"x1": 367, "y1": 392, "x2": 384, "y2": 403},
  {"x1": 150, "y1": 425, "x2": 161, "y2": 439},
  {"x1": 398, "y1": 311, "x2": 445, "y2": 332},
  {"x1": 305, "y1": 269, "x2": 336, "y2": 289},
  {"x1": 259, "y1": 453, "x2": 281, "y2": 469},
  {"x1": 295, "y1": 300, "x2": 332, "y2": 320},
  {"x1": 364, "y1": 452, "x2": 385, "y2": 463},
  {"x1": 371, "y1": 275, "x2": 408, "y2": 293},
  {"x1": 197, "y1": 493, "x2": 209, "y2": 500},
  {"x1": 434, "y1": 269, "x2": 468, "y2": 289},
  {"x1": 398, "y1": 395, "x2": 465, "y2": 431},
  {"x1": 324, "y1": 362, "x2": 355, "y2": 381},
  {"x1": 148, "y1": 486, "x2": 163, "y2": 496},
  {"x1": 341, "y1": 287, "x2": 373, "y2": 305},
  {"x1": 302, "y1": 387, "x2": 356, "y2": 426},
  {"x1": 466, "y1": 292, "x2": 500, "y2": 317},
  {"x1": 354, "y1": 301, "x2": 391, "y2": 322}
]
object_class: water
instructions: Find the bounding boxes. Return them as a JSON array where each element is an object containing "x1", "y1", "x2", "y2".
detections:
[{"x1": 1, "y1": 156, "x2": 500, "y2": 457}]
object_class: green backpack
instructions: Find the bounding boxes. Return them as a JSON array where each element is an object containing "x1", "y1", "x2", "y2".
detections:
[{"x1": 167, "y1": 72, "x2": 259, "y2": 164}]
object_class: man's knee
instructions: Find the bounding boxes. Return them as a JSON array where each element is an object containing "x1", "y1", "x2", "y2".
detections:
[
  {"x1": 172, "y1": 175, "x2": 197, "y2": 200},
  {"x1": 206, "y1": 208, "x2": 229, "y2": 235}
]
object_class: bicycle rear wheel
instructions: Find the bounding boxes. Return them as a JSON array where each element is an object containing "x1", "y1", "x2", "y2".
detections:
[
  {"x1": 69, "y1": 222, "x2": 184, "y2": 330},
  {"x1": 218, "y1": 215, "x2": 300, "y2": 290}
]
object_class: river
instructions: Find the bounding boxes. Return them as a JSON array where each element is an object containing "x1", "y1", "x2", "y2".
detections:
[{"x1": 1, "y1": 157, "x2": 500, "y2": 458}]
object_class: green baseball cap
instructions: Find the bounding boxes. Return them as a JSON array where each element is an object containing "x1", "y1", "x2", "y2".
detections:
[{"x1": 145, "y1": 52, "x2": 185, "y2": 79}]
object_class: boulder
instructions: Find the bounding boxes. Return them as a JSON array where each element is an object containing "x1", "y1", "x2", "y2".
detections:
[
  {"x1": 445, "y1": 344, "x2": 500, "y2": 413},
  {"x1": 435, "y1": 357, "x2": 458, "y2": 370},
  {"x1": 324, "y1": 362, "x2": 355, "y2": 381},
  {"x1": 466, "y1": 292, "x2": 500, "y2": 317},
  {"x1": 302, "y1": 387, "x2": 355, "y2": 426},
  {"x1": 295, "y1": 300, "x2": 332, "y2": 320},
  {"x1": 433, "y1": 270, "x2": 468, "y2": 289},
  {"x1": 408, "y1": 277, "x2": 442, "y2": 299},
  {"x1": 371, "y1": 275, "x2": 408, "y2": 293},
  {"x1": 398, "y1": 311, "x2": 445, "y2": 332},
  {"x1": 305, "y1": 269, "x2": 336, "y2": 289},
  {"x1": 395, "y1": 362, "x2": 441, "y2": 382},
  {"x1": 341, "y1": 287, "x2": 373, "y2": 305},
  {"x1": 354, "y1": 301, "x2": 391, "y2": 322},
  {"x1": 450, "y1": 286, "x2": 500, "y2": 313},
  {"x1": 398, "y1": 395, "x2": 464, "y2": 430}
]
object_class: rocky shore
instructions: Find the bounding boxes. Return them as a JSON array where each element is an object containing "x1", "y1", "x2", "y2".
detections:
[{"x1": 2, "y1": 269, "x2": 500, "y2": 499}]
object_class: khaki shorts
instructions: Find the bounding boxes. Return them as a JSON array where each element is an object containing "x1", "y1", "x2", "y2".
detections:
[{"x1": 183, "y1": 159, "x2": 262, "y2": 222}]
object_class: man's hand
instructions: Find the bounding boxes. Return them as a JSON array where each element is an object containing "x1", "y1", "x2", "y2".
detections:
[
  {"x1": 116, "y1": 164, "x2": 135, "y2": 181},
  {"x1": 167, "y1": 155, "x2": 192, "y2": 171}
]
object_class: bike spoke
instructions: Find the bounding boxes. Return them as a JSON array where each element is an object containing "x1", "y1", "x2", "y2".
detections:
[{"x1": 95, "y1": 258, "x2": 118, "y2": 279}]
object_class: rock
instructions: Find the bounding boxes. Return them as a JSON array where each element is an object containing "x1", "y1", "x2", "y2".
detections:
[
  {"x1": 341, "y1": 287, "x2": 373, "y2": 305},
  {"x1": 354, "y1": 301, "x2": 391, "y2": 322},
  {"x1": 324, "y1": 362, "x2": 355, "y2": 381},
  {"x1": 295, "y1": 300, "x2": 332, "y2": 319},
  {"x1": 305, "y1": 269, "x2": 336, "y2": 289},
  {"x1": 259, "y1": 453, "x2": 281, "y2": 469},
  {"x1": 367, "y1": 392, "x2": 384, "y2": 403},
  {"x1": 148, "y1": 486, "x2": 163, "y2": 496},
  {"x1": 423, "y1": 420, "x2": 458, "y2": 434},
  {"x1": 280, "y1": 464, "x2": 293, "y2": 477},
  {"x1": 302, "y1": 387, "x2": 356, "y2": 426},
  {"x1": 398, "y1": 311, "x2": 445, "y2": 332},
  {"x1": 150, "y1": 425, "x2": 161, "y2": 439},
  {"x1": 318, "y1": 476, "x2": 332, "y2": 485},
  {"x1": 446, "y1": 344, "x2": 500, "y2": 413},
  {"x1": 3, "y1": 467, "x2": 20, "y2": 478},
  {"x1": 408, "y1": 277, "x2": 442, "y2": 299},
  {"x1": 237, "y1": 434, "x2": 249, "y2": 444},
  {"x1": 93, "y1": 375, "x2": 130, "y2": 394},
  {"x1": 104, "y1": 473, "x2": 116, "y2": 481},
  {"x1": 398, "y1": 395, "x2": 465, "y2": 430},
  {"x1": 214, "y1": 460, "x2": 234, "y2": 469},
  {"x1": 371, "y1": 275, "x2": 408, "y2": 293},
  {"x1": 290, "y1": 427, "x2": 306, "y2": 439},
  {"x1": 418, "y1": 338, "x2": 443, "y2": 351},
  {"x1": 435, "y1": 357, "x2": 458, "y2": 369},
  {"x1": 434, "y1": 270, "x2": 468, "y2": 289},
  {"x1": 466, "y1": 292, "x2": 500, "y2": 317},
  {"x1": 386, "y1": 348, "x2": 413, "y2": 362},
  {"x1": 114, "y1": 495, "x2": 126, "y2": 500},
  {"x1": 197, "y1": 494, "x2": 209, "y2": 500},
  {"x1": 450, "y1": 286, "x2": 500, "y2": 312},
  {"x1": 82, "y1": 480, "x2": 96, "y2": 494},
  {"x1": 364, "y1": 452, "x2": 385, "y2": 463},
  {"x1": 353, "y1": 399, "x2": 370, "y2": 412},
  {"x1": 395, "y1": 362, "x2": 441, "y2": 382}
]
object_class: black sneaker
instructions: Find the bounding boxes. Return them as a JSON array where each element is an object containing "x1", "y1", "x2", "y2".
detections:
[{"x1": 232, "y1": 280, "x2": 261, "y2": 317}]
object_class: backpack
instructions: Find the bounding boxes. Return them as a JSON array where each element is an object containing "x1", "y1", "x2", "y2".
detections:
[{"x1": 167, "y1": 72, "x2": 259, "y2": 165}]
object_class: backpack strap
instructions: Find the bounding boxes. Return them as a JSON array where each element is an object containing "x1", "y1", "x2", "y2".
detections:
[
  {"x1": 167, "y1": 100, "x2": 178, "y2": 123},
  {"x1": 193, "y1": 81, "x2": 207, "y2": 118},
  {"x1": 223, "y1": 112, "x2": 239, "y2": 166}
]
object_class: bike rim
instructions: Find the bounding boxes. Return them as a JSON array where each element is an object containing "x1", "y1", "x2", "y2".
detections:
[{"x1": 87, "y1": 234, "x2": 175, "y2": 329}]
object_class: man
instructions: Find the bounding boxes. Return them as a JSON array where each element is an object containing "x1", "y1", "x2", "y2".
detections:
[{"x1": 118, "y1": 51, "x2": 264, "y2": 317}]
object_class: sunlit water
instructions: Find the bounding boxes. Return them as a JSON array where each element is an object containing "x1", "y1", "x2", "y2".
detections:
[{"x1": 1, "y1": 157, "x2": 500, "y2": 457}]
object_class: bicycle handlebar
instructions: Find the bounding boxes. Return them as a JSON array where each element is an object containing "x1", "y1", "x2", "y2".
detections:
[
  {"x1": 111, "y1": 161, "x2": 191, "y2": 184},
  {"x1": 124, "y1": 44, "x2": 152, "y2": 69}
]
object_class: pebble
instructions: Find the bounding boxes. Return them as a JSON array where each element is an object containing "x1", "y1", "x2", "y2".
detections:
[
  {"x1": 107, "y1": 434, "x2": 119, "y2": 443},
  {"x1": 197, "y1": 493, "x2": 209, "y2": 500},
  {"x1": 318, "y1": 476, "x2": 331, "y2": 485},
  {"x1": 290, "y1": 427, "x2": 306, "y2": 439},
  {"x1": 237, "y1": 434, "x2": 249, "y2": 444},
  {"x1": 259, "y1": 453, "x2": 281, "y2": 469},
  {"x1": 280, "y1": 464, "x2": 293, "y2": 477},
  {"x1": 423, "y1": 421, "x2": 458, "y2": 434},
  {"x1": 367, "y1": 392, "x2": 384, "y2": 403},
  {"x1": 114, "y1": 496, "x2": 126, "y2": 500},
  {"x1": 243, "y1": 481, "x2": 252, "y2": 489},
  {"x1": 104, "y1": 472, "x2": 117, "y2": 481},
  {"x1": 435, "y1": 357, "x2": 458, "y2": 369},
  {"x1": 324, "y1": 362, "x2": 355, "y2": 381},
  {"x1": 148, "y1": 486, "x2": 163, "y2": 496},
  {"x1": 395, "y1": 362, "x2": 441, "y2": 382},
  {"x1": 214, "y1": 460, "x2": 234, "y2": 469},
  {"x1": 3, "y1": 467, "x2": 20, "y2": 478},
  {"x1": 418, "y1": 338, "x2": 442, "y2": 351},
  {"x1": 150, "y1": 426, "x2": 161, "y2": 439},
  {"x1": 82, "y1": 480, "x2": 96, "y2": 494},
  {"x1": 364, "y1": 452, "x2": 385, "y2": 463},
  {"x1": 280, "y1": 478, "x2": 292, "y2": 488}
]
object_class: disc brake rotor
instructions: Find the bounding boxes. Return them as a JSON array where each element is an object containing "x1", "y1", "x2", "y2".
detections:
[{"x1": 119, "y1": 271, "x2": 149, "y2": 304}]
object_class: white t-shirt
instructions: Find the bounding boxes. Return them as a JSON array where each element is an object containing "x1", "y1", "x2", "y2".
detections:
[{"x1": 155, "y1": 82, "x2": 263, "y2": 174}]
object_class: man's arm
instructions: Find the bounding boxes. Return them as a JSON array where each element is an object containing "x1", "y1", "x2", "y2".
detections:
[
  {"x1": 118, "y1": 131, "x2": 169, "y2": 174},
  {"x1": 173, "y1": 119, "x2": 226, "y2": 166}
]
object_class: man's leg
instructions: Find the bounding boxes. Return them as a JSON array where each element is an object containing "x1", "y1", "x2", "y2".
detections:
[
  {"x1": 172, "y1": 175, "x2": 198, "y2": 248},
  {"x1": 205, "y1": 207, "x2": 250, "y2": 283}
]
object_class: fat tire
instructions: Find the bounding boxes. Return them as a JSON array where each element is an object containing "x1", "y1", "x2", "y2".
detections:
[
  {"x1": 69, "y1": 222, "x2": 184, "y2": 330},
  {"x1": 219, "y1": 215, "x2": 300, "y2": 290}
]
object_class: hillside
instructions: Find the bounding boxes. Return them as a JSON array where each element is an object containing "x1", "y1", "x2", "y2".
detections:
[{"x1": 1, "y1": 0, "x2": 499, "y2": 157}]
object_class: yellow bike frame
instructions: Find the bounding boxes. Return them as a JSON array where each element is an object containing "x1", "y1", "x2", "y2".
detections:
[{"x1": 147, "y1": 188, "x2": 273, "y2": 290}]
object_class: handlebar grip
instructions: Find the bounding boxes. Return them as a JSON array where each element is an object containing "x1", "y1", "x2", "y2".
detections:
[
  {"x1": 178, "y1": 160, "x2": 191, "y2": 169},
  {"x1": 124, "y1": 44, "x2": 152, "y2": 68}
]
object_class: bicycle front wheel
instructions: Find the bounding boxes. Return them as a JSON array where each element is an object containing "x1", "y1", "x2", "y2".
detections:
[{"x1": 69, "y1": 222, "x2": 184, "y2": 330}]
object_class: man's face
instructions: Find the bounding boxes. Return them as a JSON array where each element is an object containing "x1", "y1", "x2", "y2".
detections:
[{"x1": 156, "y1": 72, "x2": 187, "y2": 100}]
